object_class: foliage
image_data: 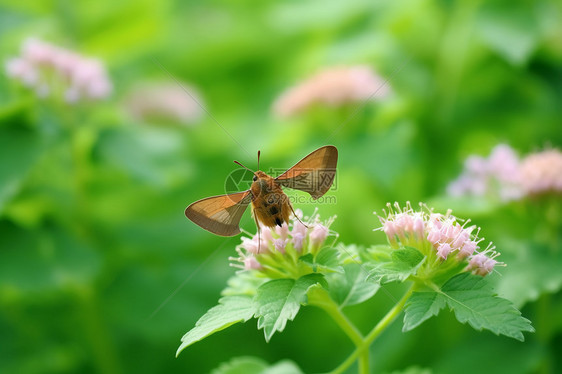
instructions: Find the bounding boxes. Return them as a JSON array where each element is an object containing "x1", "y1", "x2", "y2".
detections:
[{"x1": 0, "y1": 0, "x2": 561, "y2": 373}]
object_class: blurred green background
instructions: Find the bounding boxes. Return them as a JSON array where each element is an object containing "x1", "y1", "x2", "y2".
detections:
[{"x1": 1, "y1": 0, "x2": 561, "y2": 373}]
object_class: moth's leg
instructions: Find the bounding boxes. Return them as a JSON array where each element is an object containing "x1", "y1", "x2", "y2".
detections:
[
  {"x1": 252, "y1": 209, "x2": 262, "y2": 253},
  {"x1": 287, "y1": 198, "x2": 309, "y2": 229}
]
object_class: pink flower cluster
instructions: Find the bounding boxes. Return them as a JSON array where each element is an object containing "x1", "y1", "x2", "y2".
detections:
[
  {"x1": 447, "y1": 144, "x2": 522, "y2": 201},
  {"x1": 4, "y1": 38, "x2": 112, "y2": 103},
  {"x1": 448, "y1": 145, "x2": 562, "y2": 201},
  {"x1": 272, "y1": 65, "x2": 390, "y2": 118},
  {"x1": 232, "y1": 210, "x2": 335, "y2": 272},
  {"x1": 377, "y1": 202, "x2": 500, "y2": 276},
  {"x1": 124, "y1": 82, "x2": 204, "y2": 126},
  {"x1": 519, "y1": 149, "x2": 562, "y2": 195}
]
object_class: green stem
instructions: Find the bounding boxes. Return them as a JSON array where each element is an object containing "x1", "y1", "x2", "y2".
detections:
[
  {"x1": 363, "y1": 283, "x2": 414, "y2": 346},
  {"x1": 358, "y1": 349, "x2": 369, "y2": 374},
  {"x1": 313, "y1": 292, "x2": 364, "y2": 347},
  {"x1": 328, "y1": 283, "x2": 416, "y2": 374},
  {"x1": 536, "y1": 294, "x2": 553, "y2": 374},
  {"x1": 77, "y1": 287, "x2": 122, "y2": 374}
]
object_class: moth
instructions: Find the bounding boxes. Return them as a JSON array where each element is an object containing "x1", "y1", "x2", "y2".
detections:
[{"x1": 185, "y1": 145, "x2": 338, "y2": 237}]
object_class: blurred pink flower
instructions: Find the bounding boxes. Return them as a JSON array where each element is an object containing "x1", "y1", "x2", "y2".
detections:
[
  {"x1": 272, "y1": 65, "x2": 390, "y2": 118},
  {"x1": 124, "y1": 82, "x2": 204, "y2": 125},
  {"x1": 4, "y1": 38, "x2": 112, "y2": 103},
  {"x1": 448, "y1": 144, "x2": 562, "y2": 201},
  {"x1": 519, "y1": 149, "x2": 562, "y2": 195},
  {"x1": 447, "y1": 144, "x2": 523, "y2": 201}
]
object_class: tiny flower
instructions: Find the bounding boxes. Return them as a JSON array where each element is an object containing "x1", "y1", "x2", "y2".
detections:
[
  {"x1": 292, "y1": 233, "x2": 305, "y2": 251},
  {"x1": 261, "y1": 226, "x2": 274, "y2": 243},
  {"x1": 124, "y1": 82, "x2": 204, "y2": 126},
  {"x1": 309, "y1": 224, "x2": 329, "y2": 248},
  {"x1": 375, "y1": 202, "x2": 501, "y2": 277},
  {"x1": 413, "y1": 217, "x2": 425, "y2": 240},
  {"x1": 243, "y1": 256, "x2": 263, "y2": 271},
  {"x1": 274, "y1": 239, "x2": 288, "y2": 253},
  {"x1": 291, "y1": 211, "x2": 308, "y2": 237},
  {"x1": 272, "y1": 65, "x2": 390, "y2": 118},
  {"x1": 458, "y1": 240, "x2": 477, "y2": 259},
  {"x1": 466, "y1": 247, "x2": 500, "y2": 276},
  {"x1": 4, "y1": 37, "x2": 112, "y2": 103},
  {"x1": 436, "y1": 243, "x2": 452, "y2": 260},
  {"x1": 382, "y1": 220, "x2": 399, "y2": 247},
  {"x1": 275, "y1": 223, "x2": 289, "y2": 240},
  {"x1": 240, "y1": 236, "x2": 260, "y2": 254},
  {"x1": 232, "y1": 211, "x2": 337, "y2": 279}
]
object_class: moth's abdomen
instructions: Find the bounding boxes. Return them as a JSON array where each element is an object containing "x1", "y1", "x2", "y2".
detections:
[{"x1": 252, "y1": 192, "x2": 290, "y2": 228}]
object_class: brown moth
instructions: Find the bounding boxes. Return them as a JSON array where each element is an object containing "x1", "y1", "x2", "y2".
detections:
[{"x1": 185, "y1": 145, "x2": 338, "y2": 237}]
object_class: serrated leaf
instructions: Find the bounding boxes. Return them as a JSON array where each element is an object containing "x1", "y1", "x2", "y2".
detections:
[
  {"x1": 403, "y1": 273, "x2": 534, "y2": 341},
  {"x1": 255, "y1": 274, "x2": 323, "y2": 341},
  {"x1": 222, "y1": 272, "x2": 267, "y2": 297},
  {"x1": 177, "y1": 295, "x2": 255, "y2": 356},
  {"x1": 370, "y1": 247, "x2": 425, "y2": 283},
  {"x1": 315, "y1": 247, "x2": 341, "y2": 270},
  {"x1": 328, "y1": 263, "x2": 380, "y2": 308},
  {"x1": 336, "y1": 243, "x2": 364, "y2": 263},
  {"x1": 211, "y1": 356, "x2": 303, "y2": 374},
  {"x1": 365, "y1": 244, "x2": 394, "y2": 261},
  {"x1": 306, "y1": 284, "x2": 332, "y2": 309},
  {"x1": 403, "y1": 291, "x2": 447, "y2": 331},
  {"x1": 299, "y1": 247, "x2": 341, "y2": 272}
]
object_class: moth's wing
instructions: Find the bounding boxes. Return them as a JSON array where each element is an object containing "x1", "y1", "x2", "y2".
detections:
[
  {"x1": 275, "y1": 145, "x2": 338, "y2": 199},
  {"x1": 185, "y1": 191, "x2": 252, "y2": 236}
]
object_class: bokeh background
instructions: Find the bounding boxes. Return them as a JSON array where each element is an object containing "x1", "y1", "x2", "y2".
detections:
[{"x1": 1, "y1": 0, "x2": 561, "y2": 373}]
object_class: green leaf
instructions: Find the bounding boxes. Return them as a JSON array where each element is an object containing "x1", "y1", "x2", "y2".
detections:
[
  {"x1": 0, "y1": 222, "x2": 100, "y2": 292},
  {"x1": 328, "y1": 263, "x2": 380, "y2": 308},
  {"x1": 255, "y1": 274, "x2": 323, "y2": 341},
  {"x1": 315, "y1": 247, "x2": 341, "y2": 270},
  {"x1": 370, "y1": 247, "x2": 425, "y2": 283},
  {"x1": 492, "y1": 241, "x2": 562, "y2": 308},
  {"x1": 476, "y1": 2, "x2": 539, "y2": 65},
  {"x1": 402, "y1": 291, "x2": 447, "y2": 331},
  {"x1": 364, "y1": 244, "x2": 394, "y2": 261},
  {"x1": 222, "y1": 272, "x2": 267, "y2": 297},
  {"x1": 336, "y1": 243, "x2": 365, "y2": 263},
  {"x1": 0, "y1": 105, "x2": 43, "y2": 212},
  {"x1": 384, "y1": 366, "x2": 432, "y2": 374},
  {"x1": 306, "y1": 284, "x2": 332, "y2": 310},
  {"x1": 211, "y1": 357, "x2": 267, "y2": 374},
  {"x1": 404, "y1": 273, "x2": 534, "y2": 341},
  {"x1": 176, "y1": 295, "x2": 255, "y2": 356},
  {"x1": 211, "y1": 356, "x2": 303, "y2": 374},
  {"x1": 299, "y1": 247, "x2": 341, "y2": 272}
]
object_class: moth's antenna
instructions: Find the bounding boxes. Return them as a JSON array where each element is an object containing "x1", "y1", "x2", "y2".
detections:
[
  {"x1": 233, "y1": 160, "x2": 254, "y2": 173},
  {"x1": 257, "y1": 150, "x2": 261, "y2": 171}
]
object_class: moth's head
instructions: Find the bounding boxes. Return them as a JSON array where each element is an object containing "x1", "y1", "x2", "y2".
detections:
[{"x1": 253, "y1": 170, "x2": 270, "y2": 182}]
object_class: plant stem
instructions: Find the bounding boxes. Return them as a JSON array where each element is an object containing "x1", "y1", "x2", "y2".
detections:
[
  {"x1": 358, "y1": 349, "x2": 369, "y2": 374},
  {"x1": 363, "y1": 283, "x2": 414, "y2": 346},
  {"x1": 314, "y1": 292, "x2": 364, "y2": 347},
  {"x1": 77, "y1": 287, "x2": 122, "y2": 374},
  {"x1": 328, "y1": 283, "x2": 416, "y2": 374}
]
